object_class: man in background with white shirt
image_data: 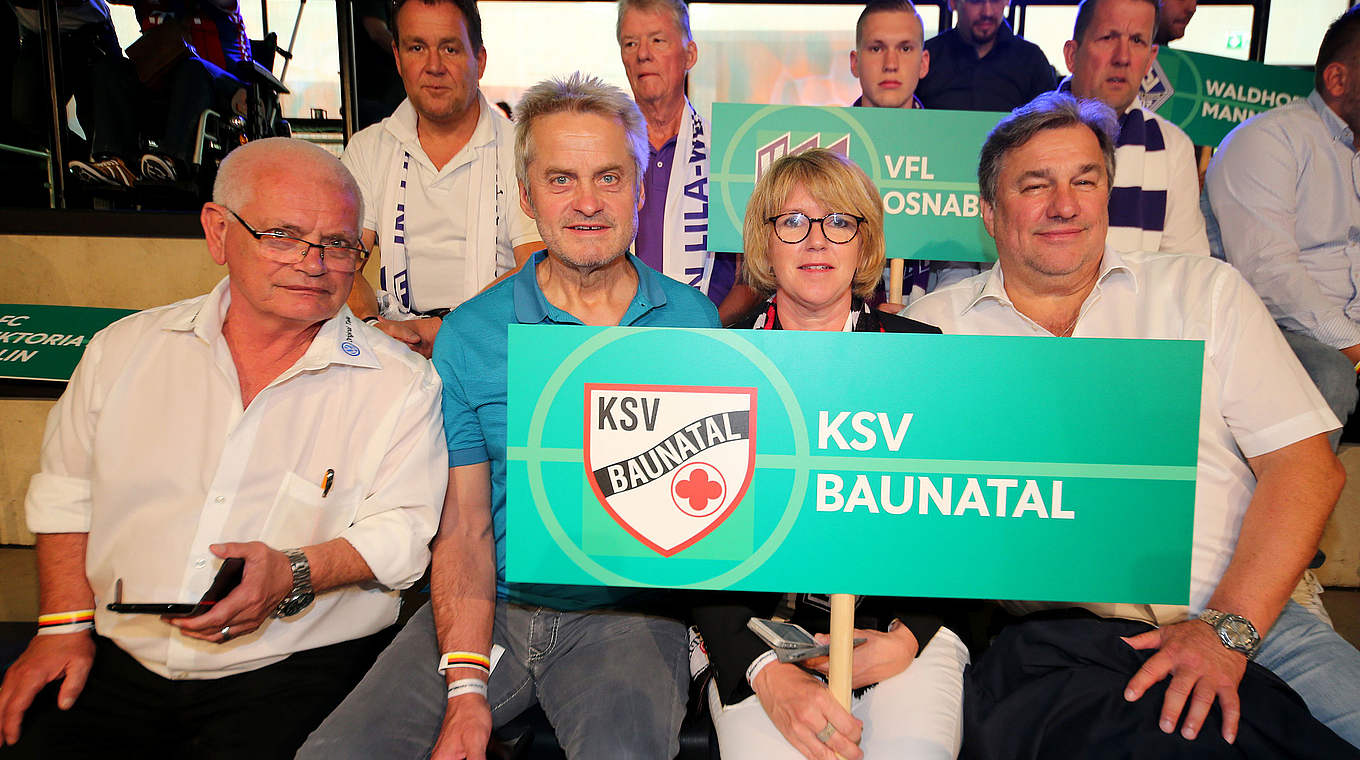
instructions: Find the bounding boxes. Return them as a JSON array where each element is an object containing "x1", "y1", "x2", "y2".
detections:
[
  {"x1": 1205, "y1": 8, "x2": 1360, "y2": 445},
  {"x1": 0, "y1": 138, "x2": 447, "y2": 758},
  {"x1": 343, "y1": 0, "x2": 542, "y2": 357}
]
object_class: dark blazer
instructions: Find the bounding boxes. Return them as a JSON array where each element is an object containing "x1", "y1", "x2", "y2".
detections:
[{"x1": 730, "y1": 299, "x2": 942, "y2": 335}]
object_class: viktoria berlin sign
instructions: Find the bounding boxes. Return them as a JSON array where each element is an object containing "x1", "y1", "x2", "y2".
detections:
[
  {"x1": 507, "y1": 326, "x2": 1202, "y2": 603},
  {"x1": 585, "y1": 385, "x2": 756, "y2": 556}
]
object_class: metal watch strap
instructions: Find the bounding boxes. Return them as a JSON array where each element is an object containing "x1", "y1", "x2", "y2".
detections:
[
  {"x1": 274, "y1": 548, "x2": 313, "y2": 617},
  {"x1": 1198, "y1": 608, "x2": 1261, "y2": 658}
]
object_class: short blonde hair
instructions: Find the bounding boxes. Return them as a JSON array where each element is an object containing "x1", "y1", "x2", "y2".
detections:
[{"x1": 741, "y1": 149, "x2": 885, "y2": 299}]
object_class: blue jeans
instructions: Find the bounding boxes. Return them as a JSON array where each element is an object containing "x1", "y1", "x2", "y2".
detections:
[
  {"x1": 1255, "y1": 600, "x2": 1360, "y2": 747},
  {"x1": 1281, "y1": 329, "x2": 1357, "y2": 449},
  {"x1": 296, "y1": 600, "x2": 689, "y2": 759}
]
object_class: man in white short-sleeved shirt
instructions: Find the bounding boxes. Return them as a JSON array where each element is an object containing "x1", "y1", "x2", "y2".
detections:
[
  {"x1": 342, "y1": 0, "x2": 541, "y2": 357},
  {"x1": 0, "y1": 139, "x2": 447, "y2": 757},
  {"x1": 908, "y1": 92, "x2": 1360, "y2": 749}
]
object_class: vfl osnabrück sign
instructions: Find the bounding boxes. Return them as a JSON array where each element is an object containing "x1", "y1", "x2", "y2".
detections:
[
  {"x1": 506, "y1": 326, "x2": 1203, "y2": 604},
  {"x1": 709, "y1": 104, "x2": 1007, "y2": 263}
]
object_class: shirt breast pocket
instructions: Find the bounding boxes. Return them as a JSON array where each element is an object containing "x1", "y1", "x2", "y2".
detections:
[{"x1": 258, "y1": 472, "x2": 345, "y2": 549}]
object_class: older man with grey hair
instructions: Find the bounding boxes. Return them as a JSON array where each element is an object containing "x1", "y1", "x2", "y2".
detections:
[
  {"x1": 299, "y1": 72, "x2": 718, "y2": 760},
  {"x1": 0, "y1": 138, "x2": 447, "y2": 758},
  {"x1": 617, "y1": 0, "x2": 760, "y2": 324},
  {"x1": 908, "y1": 92, "x2": 1360, "y2": 752}
]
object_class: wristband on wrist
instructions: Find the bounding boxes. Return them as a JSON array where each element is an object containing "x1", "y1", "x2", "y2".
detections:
[
  {"x1": 745, "y1": 649, "x2": 780, "y2": 689},
  {"x1": 439, "y1": 651, "x2": 492, "y2": 674},
  {"x1": 447, "y1": 678, "x2": 488, "y2": 700},
  {"x1": 362, "y1": 315, "x2": 381, "y2": 325},
  {"x1": 37, "y1": 609, "x2": 95, "y2": 636}
]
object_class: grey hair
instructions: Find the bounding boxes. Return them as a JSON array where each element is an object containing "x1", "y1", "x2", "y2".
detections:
[
  {"x1": 213, "y1": 137, "x2": 363, "y2": 222},
  {"x1": 977, "y1": 92, "x2": 1119, "y2": 204},
  {"x1": 513, "y1": 72, "x2": 649, "y2": 190},
  {"x1": 616, "y1": 0, "x2": 693, "y2": 44}
]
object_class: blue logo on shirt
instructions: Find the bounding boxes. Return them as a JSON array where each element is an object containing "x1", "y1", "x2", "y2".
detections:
[{"x1": 341, "y1": 342, "x2": 361, "y2": 356}]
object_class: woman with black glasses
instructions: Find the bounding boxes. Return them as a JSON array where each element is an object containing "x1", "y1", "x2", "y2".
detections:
[{"x1": 694, "y1": 148, "x2": 969, "y2": 760}]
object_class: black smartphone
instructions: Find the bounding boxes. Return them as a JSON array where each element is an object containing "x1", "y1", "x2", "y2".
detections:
[{"x1": 106, "y1": 557, "x2": 245, "y2": 617}]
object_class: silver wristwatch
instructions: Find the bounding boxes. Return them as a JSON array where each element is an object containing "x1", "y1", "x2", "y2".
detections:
[
  {"x1": 1198, "y1": 608, "x2": 1261, "y2": 659},
  {"x1": 274, "y1": 548, "x2": 315, "y2": 618}
]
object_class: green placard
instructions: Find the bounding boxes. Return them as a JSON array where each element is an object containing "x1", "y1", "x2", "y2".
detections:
[
  {"x1": 1143, "y1": 49, "x2": 1314, "y2": 147},
  {"x1": 505, "y1": 325, "x2": 1202, "y2": 604},
  {"x1": 710, "y1": 103, "x2": 1006, "y2": 263},
  {"x1": 0, "y1": 305, "x2": 134, "y2": 382}
]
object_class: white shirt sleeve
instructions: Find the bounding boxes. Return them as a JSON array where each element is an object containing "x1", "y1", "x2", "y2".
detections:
[
  {"x1": 1207, "y1": 262, "x2": 1341, "y2": 457},
  {"x1": 338, "y1": 363, "x2": 447, "y2": 589},
  {"x1": 24, "y1": 334, "x2": 104, "y2": 534},
  {"x1": 1206, "y1": 120, "x2": 1360, "y2": 350},
  {"x1": 1157, "y1": 124, "x2": 1210, "y2": 256}
]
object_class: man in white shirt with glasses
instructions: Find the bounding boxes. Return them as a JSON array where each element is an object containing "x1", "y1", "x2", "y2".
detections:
[{"x1": 0, "y1": 138, "x2": 446, "y2": 758}]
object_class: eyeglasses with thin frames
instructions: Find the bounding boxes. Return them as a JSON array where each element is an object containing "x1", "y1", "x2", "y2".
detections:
[
  {"x1": 765, "y1": 212, "x2": 867, "y2": 245},
  {"x1": 224, "y1": 207, "x2": 369, "y2": 273}
]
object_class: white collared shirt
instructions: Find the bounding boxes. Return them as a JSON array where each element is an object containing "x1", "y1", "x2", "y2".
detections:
[
  {"x1": 26, "y1": 278, "x2": 447, "y2": 679},
  {"x1": 343, "y1": 94, "x2": 538, "y2": 316},
  {"x1": 1206, "y1": 91, "x2": 1360, "y2": 350},
  {"x1": 907, "y1": 249, "x2": 1337, "y2": 624}
]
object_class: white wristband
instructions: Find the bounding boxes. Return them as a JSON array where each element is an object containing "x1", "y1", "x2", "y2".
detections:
[
  {"x1": 745, "y1": 649, "x2": 780, "y2": 689},
  {"x1": 36, "y1": 621, "x2": 93, "y2": 636},
  {"x1": 447, "y1": 677, "x2": 488, "y2": 700}
]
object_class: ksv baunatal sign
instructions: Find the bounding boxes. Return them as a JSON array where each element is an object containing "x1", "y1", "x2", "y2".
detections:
[{"x1": 505, "y1": 326, "x2": 1202, "y2": 604}]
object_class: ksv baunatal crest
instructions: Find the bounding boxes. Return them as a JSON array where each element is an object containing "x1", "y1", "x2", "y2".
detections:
[{"x1": 584, "y1": 384, "x2": 756, "y2": 556}]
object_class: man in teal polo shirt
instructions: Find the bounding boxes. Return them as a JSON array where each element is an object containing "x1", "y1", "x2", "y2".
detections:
[{"x1": 298, "y1": 73, "x2": 718, "y2": 760}]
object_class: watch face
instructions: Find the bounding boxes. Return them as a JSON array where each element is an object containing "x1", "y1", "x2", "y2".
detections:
[{"x1": 1221, "y1": 618, "x2": 1256, "y2": 646}]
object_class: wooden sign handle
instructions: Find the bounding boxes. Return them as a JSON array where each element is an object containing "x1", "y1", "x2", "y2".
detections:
[
  {"x1": 828, "y1": 592, "x2": 854, "y2": 710},
  {"x1": 888, "y1": 260, "x2": 905, "y2": 307}
]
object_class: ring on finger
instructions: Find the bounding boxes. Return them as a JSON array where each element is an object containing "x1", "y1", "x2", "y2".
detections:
[
  {"x1": 219, "y1": 625, "x2": 232, "y2": 641},
  {"x1": 815, "y1": 721, "x2": 836, "y2": 743}
]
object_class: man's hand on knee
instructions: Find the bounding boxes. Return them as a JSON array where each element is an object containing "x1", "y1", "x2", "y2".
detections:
[
  {"x1": 0, "y1": 632, "x2": 95, "y2": 745},
  {"x1": 431, "y1": 693, "x2": 492, "y2": 760},
  {"x1": 1122, "y1": 621, "x2": 1247, "y2": 744}
]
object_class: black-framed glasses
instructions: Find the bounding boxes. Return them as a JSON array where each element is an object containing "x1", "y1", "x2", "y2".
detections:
[
  {"x1": 225, "y1": 208, "x2": 369, "y2": 273},
  {"x1": 766, "y1": 212, "x2": 867, "y2": 245}
]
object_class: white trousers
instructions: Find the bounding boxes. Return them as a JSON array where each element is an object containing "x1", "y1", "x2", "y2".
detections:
[{"x1": 709, "y1": 626, "x2": 969, "y2": 759}]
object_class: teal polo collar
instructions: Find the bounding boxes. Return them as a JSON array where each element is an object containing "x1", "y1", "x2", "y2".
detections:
[{"x1": 511, "y1": 250, "x2": 670, "y2": 326}]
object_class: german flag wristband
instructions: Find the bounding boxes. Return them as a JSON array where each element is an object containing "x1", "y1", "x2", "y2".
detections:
[
  {"x1": 37, "y1": 609, "x2": 95, "y2": 636},
  {"x1": 438, "y1": 651, "x2": 491, "y2": 675}
]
